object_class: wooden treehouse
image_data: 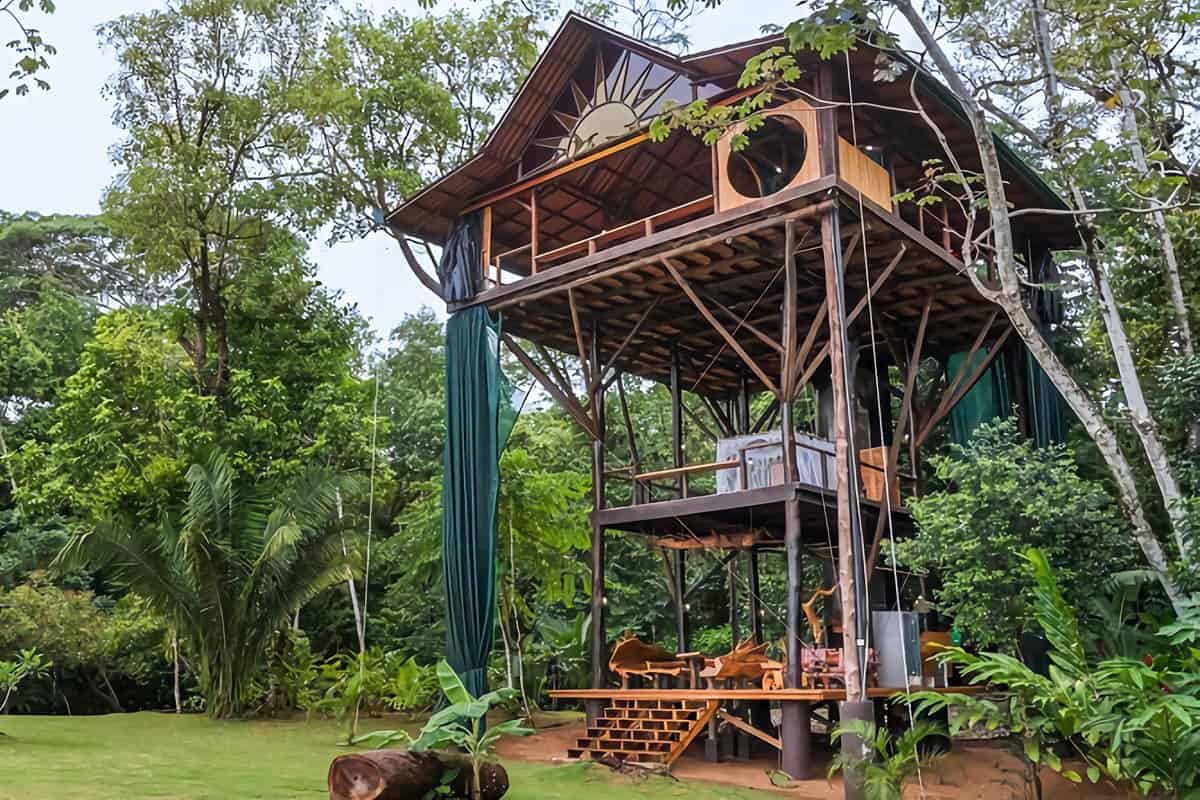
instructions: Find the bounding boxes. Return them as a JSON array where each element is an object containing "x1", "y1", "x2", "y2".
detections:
[{"x1": 389, "y1": 14, "x2": 1072, "y2": 778}]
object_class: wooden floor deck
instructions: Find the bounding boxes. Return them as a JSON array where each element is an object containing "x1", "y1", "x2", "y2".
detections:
[
  {"x1": 551, "y1": 686, "x2": 980, "y2": 702},
  {"x1": 593, "y1": 481, "x2": 911, "y2": 542}
]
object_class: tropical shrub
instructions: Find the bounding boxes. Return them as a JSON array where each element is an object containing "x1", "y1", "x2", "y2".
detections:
[
  {"x1": 383, "y1": 655, "x2": 437, "y2": 713},
  {"x1": 0, "y1": 576, "x2": 168, "y2": 713},
  {"x1": 828, "y1": 720, "x2": 946, "y2": 800},
  {"x1": 267, "y1": 629, "x2": 323, "y2": 714},
  {"x1": 899, "y1": 419, "x2": 1133, "y2": 651},
  {"x1": 0, "y1": 648, "x2": 51, "y2": 715},
  {"x1": 911, "y1": 549, "x2": 1200, "y2": 799}
]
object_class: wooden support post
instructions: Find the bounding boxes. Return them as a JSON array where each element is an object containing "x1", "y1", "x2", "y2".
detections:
[
  {"x1": 781, "y1": 489, "x2": 810, "y2": 777},
  {"x1": 569, "y1": 289, "x2": 592, "y2": 389},
  {"x1": 791, "y1": 243, "x2": 905, "y2": 394},
  {"x1": 701, "y1": 290, "x2": 785, "y2": 355},
  {"x1": 529, "y1": 190, "x2": 539, "y2": 274},
  {"x1": 674, "y1": 549, "x2": 689, "y2": 653},
  {"x1": 681, "y1": 402, "x2": 719, "y2": 442},
  {"x1": 615, "y1": 375, "x2": 641, "y2": 503},
  {"x1": 589, "y1": 320, "x2": 607, "y2": 697},
  {"x1": 590, "y1": 297, "x2": 661, "y2": 397},
  {"x1": 700, "y1": 395, "x2": 736, "y2": 439},
  {"x1": 822, "y1": 206, "x2": 868, "y2": 699},
  {"x1": 503, "y1": 334, "x2": 598, "y2": 440},
  {"x1": 752, "y1": 397, "x2": 779, "y2": 433},
  {"x1": 781, "y1": 220, "x2": 799, "y2": 483},
  {"x1": 782, "y1": 219, "x2": 799, "y2": 401},
  {"x1": 780, "y1": 701, "x2": 813, "y2": 779},
  {"x1": 728, "y1": 553, "x2": 740, "y2": 647},
  {"x1": 481, "y1": 206, "x2": 493, "y2": 285},
  {"x1": 748, "y1": 549, "x2": 763, "y2": 644},
  {"x1": 670, "y1": 344, "x2": 685, "y2": 498},
  {"x1": 737, "y1": 372, "x2": 751, "y2": 434}
]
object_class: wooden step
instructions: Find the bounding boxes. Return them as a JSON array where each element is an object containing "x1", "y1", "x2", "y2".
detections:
[
  {"x1": 586, "y1": 728, "x2": 676, "y2": 745},
  {"x1": 568, "y1": 698, "x2": 718, "y2": 770}
]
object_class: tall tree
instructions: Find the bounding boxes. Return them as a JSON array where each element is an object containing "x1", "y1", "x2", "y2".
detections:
[
  {"x1": 100, "y1": 0, "x2": 327, "y2": 396},
  {"x1": 301, "y1": 0, "x2": 546, "y2": 294}
]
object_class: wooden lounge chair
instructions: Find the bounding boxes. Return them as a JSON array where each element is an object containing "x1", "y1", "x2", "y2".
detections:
[
  {"x1": 698, "y1": 638, "x2": 770, "y2": 688},
  {"x1": 608, "y1": 631, "x2": 688, "y2": 688}
]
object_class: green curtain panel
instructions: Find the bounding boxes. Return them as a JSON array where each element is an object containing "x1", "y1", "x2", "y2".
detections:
[
  {"x1": 947, "y1": 350, "x2": 1010, "y2": 445},
  {"x1": 442, "y1": 306, "x2": 504, "y2": 697},
  {"x1": 1024, "y1": 327, "x2": 1067, "y2": 448}
]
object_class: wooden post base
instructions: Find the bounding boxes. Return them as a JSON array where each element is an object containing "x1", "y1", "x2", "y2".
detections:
[{"x1": 779, "y1": 700, "x2": 812, "y2": 779}]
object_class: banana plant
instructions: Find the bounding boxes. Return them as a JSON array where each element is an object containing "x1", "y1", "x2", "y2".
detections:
[
  {"x1": 0, "y1": 649, "x2": 51, "y2": 716},
  {"x1": 355, "y1": 660, "x2": 531, "y2": 800}
]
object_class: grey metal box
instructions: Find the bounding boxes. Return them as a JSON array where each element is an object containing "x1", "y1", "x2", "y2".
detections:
[{"x1": 872, "y1": 611, "x2": 921, "y2": 689}]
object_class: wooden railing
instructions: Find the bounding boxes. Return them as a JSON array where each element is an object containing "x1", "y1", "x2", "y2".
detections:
[
  {"x1": 533, "y1": 194, "x2": 714, "y2": 268},
  {"x1": 481, "y1": 193, "x2": 715, "y2": 287},
  {"x1": 629, "y1": 439, "x2": 915, "y2": 506}
]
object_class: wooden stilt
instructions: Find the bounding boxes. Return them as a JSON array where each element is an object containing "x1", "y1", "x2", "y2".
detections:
[
  {"x1": 780, "y1": 700, "x2": 812, "y2": 779},
  {"x1": 589, "y1": 321, "x2": 607, "y2": 694},
  {"x1": 821, "y1": 206, "x2": 868, "y2": 699},
  {"x1": 748, "y1": 549, "x2": 763, "y2": 644}
]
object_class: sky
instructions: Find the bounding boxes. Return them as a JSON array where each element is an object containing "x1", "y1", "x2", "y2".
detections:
[{"x1": 0, "y1": 1, "x2": 801, "y2": 345}]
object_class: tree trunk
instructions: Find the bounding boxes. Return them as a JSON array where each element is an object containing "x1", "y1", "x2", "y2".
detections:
[
  {"x1": 890, "y1": 0, "x2": 1188, "y2": 612},
  {"x1": 173, "y1": 633, "x2": 182, "y2": 714},
  {"x1": 1112, "y1": 62, "x2": 1195, "y2": 360},
  {"x1": 336, "y1": 489, "x2": 366, "y2": 655},
  {"x1": 327, "y1": 750, "x2": 508, "y2": 800},
  {"x1": 1091, "y1": 255, "x2": 1193, "y2": 560}
]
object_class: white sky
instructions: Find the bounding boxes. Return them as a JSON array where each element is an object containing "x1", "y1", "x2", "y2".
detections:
[{"x1": 0, "y1": 1, "x2": 801, "y2": 345}]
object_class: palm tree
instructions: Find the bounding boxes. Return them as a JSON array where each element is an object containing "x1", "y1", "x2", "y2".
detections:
[{"x1": 57, "y1": 450, "x2": 358, "y2": 718}]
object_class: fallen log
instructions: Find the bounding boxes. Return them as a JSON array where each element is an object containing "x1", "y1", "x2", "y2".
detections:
[{"x1": 327, "y1": 749, "x2": 509, "y2": 800}]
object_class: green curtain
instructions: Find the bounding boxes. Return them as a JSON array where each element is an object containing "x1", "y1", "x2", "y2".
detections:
[
  {"x1": 947, "y1": 350, "x2": 1010, "y2": 445},
  {"x1": 442, "y1": 306, "x2": 508, "y2": 697},
  {"x1": 1024, "y1": 327, "x2": 1067, "y2": 448}
]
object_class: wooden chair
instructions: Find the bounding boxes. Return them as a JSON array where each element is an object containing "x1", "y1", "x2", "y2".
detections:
[
  {"x1": 698, "y1": 638, "x2": 770, "y2": 688},
  {"x1": 608, "y1": 632, "x2": 688, "y2": 688}
]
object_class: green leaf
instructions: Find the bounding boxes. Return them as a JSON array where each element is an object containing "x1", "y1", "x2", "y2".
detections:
[{"x1": 436, "y1": 660, "x2": 470, "y2": 706}]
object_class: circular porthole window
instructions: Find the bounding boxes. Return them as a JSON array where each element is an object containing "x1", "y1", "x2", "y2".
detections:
[{"x1": 726, "y1": 115, "x2": 808, "y2": 198}]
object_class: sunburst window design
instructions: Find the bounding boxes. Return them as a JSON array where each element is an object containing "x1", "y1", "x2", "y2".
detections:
[{"x1": 527, "y1": 49, "x2": 682, "y2": 167}]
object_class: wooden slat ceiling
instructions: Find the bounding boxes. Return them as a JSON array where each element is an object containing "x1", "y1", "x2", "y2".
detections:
[{"x1": 498, "y1": 199, "x2": 1008, "y2": 398}]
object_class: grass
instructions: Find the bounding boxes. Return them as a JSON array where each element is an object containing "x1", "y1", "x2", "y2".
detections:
[{"x1": 0, "y1": 712, "x2": 775, "y2": 799}]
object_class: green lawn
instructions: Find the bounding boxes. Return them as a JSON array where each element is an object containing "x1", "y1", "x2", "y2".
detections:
[{"x1": 0, "y1": 712, "x2": 774, "y2": 799}]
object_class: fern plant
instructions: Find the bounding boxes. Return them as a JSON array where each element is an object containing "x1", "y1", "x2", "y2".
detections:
[{"x1": 827, "y1": 720, "x2": 946, "y2": 800}]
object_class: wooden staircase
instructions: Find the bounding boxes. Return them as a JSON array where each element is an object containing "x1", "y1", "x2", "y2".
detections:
[{"x1": 567, "y1": 697, "x2": 719, "y2": 767}]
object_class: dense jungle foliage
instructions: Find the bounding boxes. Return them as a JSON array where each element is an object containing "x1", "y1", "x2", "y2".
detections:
[{"x1": 1, "y1": 0, "x2": 1198, "y2": 794}]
